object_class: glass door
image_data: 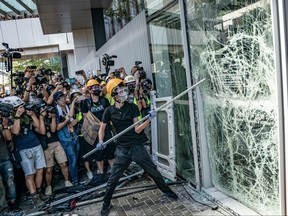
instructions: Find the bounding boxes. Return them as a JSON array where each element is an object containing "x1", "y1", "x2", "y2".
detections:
[{"x1": 148, "y1": 2, "x2": 197, "y2": 184}]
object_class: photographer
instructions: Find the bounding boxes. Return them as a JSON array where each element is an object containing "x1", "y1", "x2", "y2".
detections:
[
  {"x1": 46, "y1": 82, "x2": 69, "y2": 105},
  {"x1": 7, "y1": 96, "x2": 47, "y2": 210},
  {"x1": 23, "y1": 71, "x2": 49, "y2": 102},
  {"x1": 139, "y1": 78, "x2": 153, "y2": 149},
  {"x1": 40, "y1": 105, "x2": 72, "y2": 196},
  {"x1": 124, "y1": 75, "x2": 142, "y2": 113},
  {"x1": 55, "y1": 91, "x2": 80, "y2": 185},
  {"x1": 0, "y1": 116, "x2": 18, "y2": 212}
]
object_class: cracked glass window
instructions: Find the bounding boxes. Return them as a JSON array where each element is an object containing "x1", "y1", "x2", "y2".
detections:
[{"x1": 185, "y1": 0, "x2": 278, "y2": 214}]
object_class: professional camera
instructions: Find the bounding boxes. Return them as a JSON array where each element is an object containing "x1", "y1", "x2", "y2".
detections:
[
  {"x1": 141, "y1": 78, "x2": 152, "y2": 95},
  {"x1": 35, "y1": 74, "x2": 48, "y2": 85},
  {"x1": 11, "y1": 71, "x2": 25, "y2": 86},
  {"x1": 113, "y1": 69, "x2": 121, "y2": 79},
  {"x1": 102, "y1": 54, "x2": 117, "y2": 67},
  {"x1": 43, "y1": 105, "x2": 56, "y2": 114},
  {"x1": 75, "y1": 70, "x2": 84, "y2": 75},
  {"x1": 24, "y1": 104, "x2": 38, "y2": 113},
  {"x1": 42, "y1": 69, "x2": 54, "y2": 76},
  {"x1": 135, "y1": 61, "x2": 144, "y2": 71},
  {"x1": 27, "y1": 66, "x2": 37, "y2": 70},
  {"x1": 61, "y1": 81, "x2": 70, "y2": 89},
  {"x1": 0, "y1": 103, "x2": 13, "y2": 118}
]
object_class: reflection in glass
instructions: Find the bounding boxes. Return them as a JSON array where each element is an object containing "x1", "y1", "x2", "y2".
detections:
[{"x1": 185, "y1": 0, "x2": 278, "y2": 214}]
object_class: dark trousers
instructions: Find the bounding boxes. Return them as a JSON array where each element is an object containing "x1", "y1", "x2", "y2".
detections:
[{"x1": 103, "y1": 144, "x2": 172, "y2": 204}]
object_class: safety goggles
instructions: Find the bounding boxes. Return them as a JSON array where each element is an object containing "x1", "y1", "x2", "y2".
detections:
[
  {"x1": 116, "y1": 87, "x2": 128, "y2": 96},
  {"x1": 90, "y1": 85, "x2": 101, "y2": 91}
]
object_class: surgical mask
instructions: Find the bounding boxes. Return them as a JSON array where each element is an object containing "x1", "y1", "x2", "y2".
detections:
[{"x1": 120, "y1": 73, "x2": 125, "y2": 79}]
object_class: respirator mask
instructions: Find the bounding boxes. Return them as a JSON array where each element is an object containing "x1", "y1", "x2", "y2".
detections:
[
  {"x1": 90, "y1": 85, "x2": 102, "y2": 96},
  {"x1": 116, "y1": 87, "x2": 128, "y2": 103}
]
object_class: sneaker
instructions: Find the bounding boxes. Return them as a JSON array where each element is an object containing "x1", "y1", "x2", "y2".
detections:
[
  {"x1": 97, "y1": 169, "x2": 104, "y2": 174},
  {"x1": 64, "y1": 180, "x2": 73, "y2": 187},
  {"x1": 87, "y1": 171, "x2": 93, "y2": 180},
  {"x1": 100, "y1": 202, "x2": 112, "y2": 216},
  {"x1": 32, "y1": 194, "x2": 46, "y2": 210},
  {"x1": 45, "y1": 185, "x2": 52, "y2": 196},
  {"x1": 163, "y1": 190, "x2": 178, "y2": 200}
]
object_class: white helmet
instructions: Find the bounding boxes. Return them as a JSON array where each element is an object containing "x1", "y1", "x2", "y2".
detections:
[
  {"x1": 124, "y1": 75, "x2": 135, "y2": 84},
  {"x1": 69, "y1": 88, "x2": 82, "y2": 97},
  {"x1": 1, "y1": 96, "x2": 24, "y2": 108}
]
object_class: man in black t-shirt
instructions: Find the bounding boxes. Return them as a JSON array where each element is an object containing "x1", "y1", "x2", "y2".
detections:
[
  {"x1": 81, "y1": 79, "x2": 115, "y2": 178},
  {"x1": 97, "y1": 78, "x2": 178, "y2": 216}
]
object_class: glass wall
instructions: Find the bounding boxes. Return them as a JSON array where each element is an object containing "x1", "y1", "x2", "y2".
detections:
[
  {"x1": 185, "y1": 0, "x2": 278, "y2": 214},
  {"x1": 148, "y1": 2, "x2": 197, "y2": 184}
]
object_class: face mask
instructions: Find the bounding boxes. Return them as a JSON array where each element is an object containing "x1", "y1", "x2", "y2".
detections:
[
  {"x1": 118, "y1": 92, "x2": 128, "y2": 103},
  {"x1": 115, "y1": 87, "x2": 128, "y2": 103},
  {"x1": 120, "y1": 73, "x2": 125, "y2": 79},
  {"x1": 92, "y1": 89, "x2": 101, "y2": 96}
]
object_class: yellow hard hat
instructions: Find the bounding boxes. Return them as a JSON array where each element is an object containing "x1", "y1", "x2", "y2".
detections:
[
  {"x1": 86, "y1": 79, "x2": 99, "y2": 88},
  {"x1": 106, "y1": 78, "x2": 124, "y2": 96}
]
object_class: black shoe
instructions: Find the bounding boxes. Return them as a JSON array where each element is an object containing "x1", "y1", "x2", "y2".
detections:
[
  {"x1": 100, "y1": 202, "x2": 112, "y2": 216},
  {"x1": 163, "y1": 190, "x2": 178, "y2": 200}
]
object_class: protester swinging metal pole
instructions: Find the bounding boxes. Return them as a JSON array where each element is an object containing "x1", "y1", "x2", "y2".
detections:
[{"x1": 83, "y1": 78, "x2": 206, "y2": 159}]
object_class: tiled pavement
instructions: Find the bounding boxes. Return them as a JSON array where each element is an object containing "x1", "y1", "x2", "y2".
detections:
[
  {"x1": 4, "y1": 165, "x2": 230, "y2": 216},
  {"x1": 65, "y1": 177, "x2": 228, "y2": 216}
]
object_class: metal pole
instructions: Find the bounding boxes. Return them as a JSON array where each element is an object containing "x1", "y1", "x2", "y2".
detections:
[
  {"x1": 83, "y1": 78, "x2": 206, "y2": 159},
  {"x1": 47, "y1": 170, "x2": 144, "y2": 207}
]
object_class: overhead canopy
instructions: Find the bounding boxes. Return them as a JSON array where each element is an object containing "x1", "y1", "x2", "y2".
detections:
[
  {"x1": 35, "y1": 0, "x2": 112, "y2": 34},
  {"x1": 0, "y1": 0, "x2": 36, "y2": 15}
]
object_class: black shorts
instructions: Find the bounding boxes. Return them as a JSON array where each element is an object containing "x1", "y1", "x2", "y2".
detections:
[
  {"x1": 78, "y1": 136, "x2": 96, "y2": 162},
  {"x1": 78, "y1": 134, "x2": 116, "y2": 162}
]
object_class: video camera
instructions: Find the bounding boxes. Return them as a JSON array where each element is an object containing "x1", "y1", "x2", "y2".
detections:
[
  {"x1": 102, "y1": 54, "x2": 117, "y2": 67},
  {"x1": 1, "y1": 43, "x2": 23, "y2": 59}
]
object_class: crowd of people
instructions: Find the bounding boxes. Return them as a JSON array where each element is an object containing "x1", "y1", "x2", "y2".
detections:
[
  {"x1": 0, "y1": 63, "x2": 178, "y2": 215},
  {"x1": 0, "y1": 13, "x2": 39, "y2": 21}
]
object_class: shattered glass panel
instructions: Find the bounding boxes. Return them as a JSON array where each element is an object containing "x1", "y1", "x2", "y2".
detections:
[{"x1": 185, "y1": 0, "x2": 279, "y2": 214}]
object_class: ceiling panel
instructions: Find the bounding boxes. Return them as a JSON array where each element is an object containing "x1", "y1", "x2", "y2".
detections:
[{"x1": 36, "y1": 0, "x2": 112, "y2": 34}]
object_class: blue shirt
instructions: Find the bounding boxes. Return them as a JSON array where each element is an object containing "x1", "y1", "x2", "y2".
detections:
[
  {"x1": 14, "y1": 130, "x2": 40, "y2": 151},
  {"x1": 56, "y1": 108, "x2": 78, "y2": 142}
]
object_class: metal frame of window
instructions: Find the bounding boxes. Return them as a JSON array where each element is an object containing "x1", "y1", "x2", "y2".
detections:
[{"x1": 271, "y1": 0, "x2": 288, "y2": 215}]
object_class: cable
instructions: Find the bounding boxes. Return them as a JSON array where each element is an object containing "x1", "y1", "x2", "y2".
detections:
[
  {"x1": 182, "y1": 184, "x2": 235, "y2": 215},
  {"x1": 181, "y1": 185, "x2": 218, "y2": 209}
]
